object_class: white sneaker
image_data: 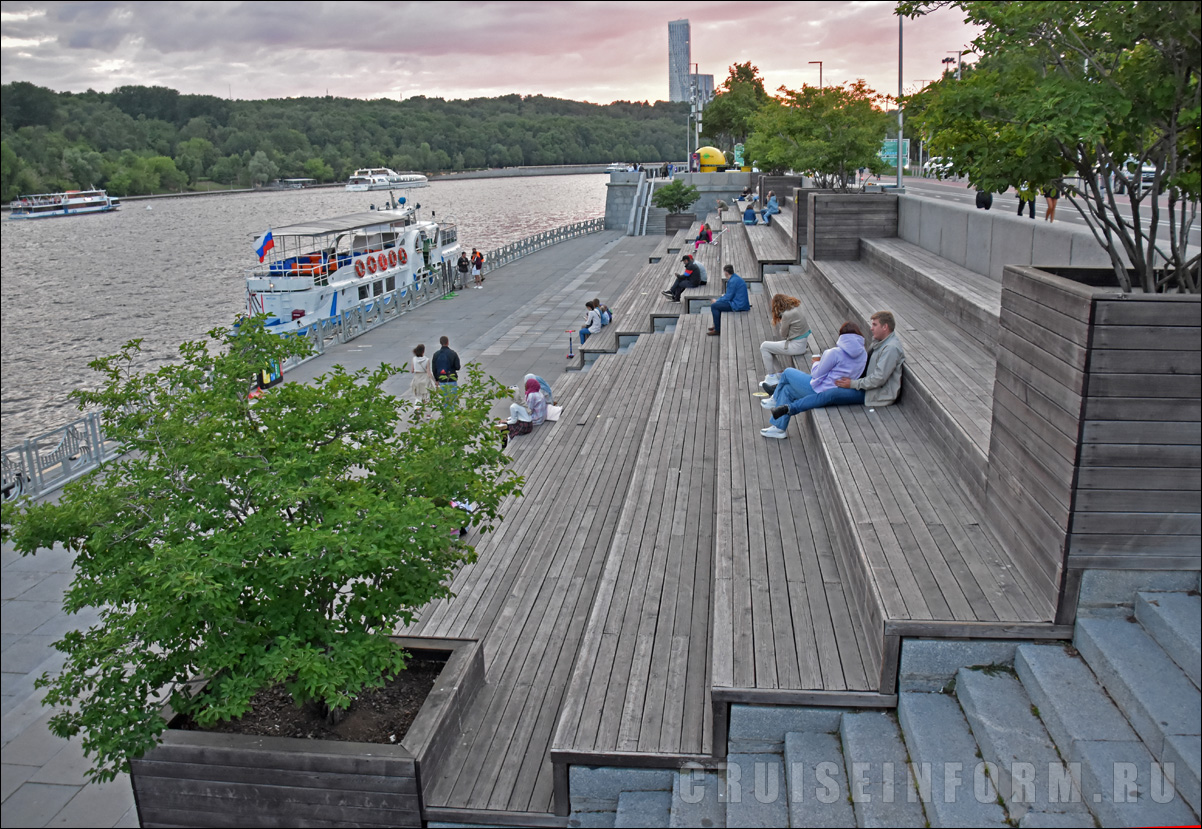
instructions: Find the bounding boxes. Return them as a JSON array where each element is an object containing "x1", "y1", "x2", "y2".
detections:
[
  {"x1": 764, "y1": 373, "x2": 780, "y2": 384},
  {"x1": 760, "y1": 426, "x2": 787, "y2": 439},
  {"x1": 760, "y1": 396, "x2": 777, "y2": 409}
]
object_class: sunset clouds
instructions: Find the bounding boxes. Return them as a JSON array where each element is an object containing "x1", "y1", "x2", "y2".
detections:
[{"x1": 1, "y1": 1, "x2": 975, "y2": 102}]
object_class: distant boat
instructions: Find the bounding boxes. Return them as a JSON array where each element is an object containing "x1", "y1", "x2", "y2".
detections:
[
  {"x1": 9, "y1": 189, "x2": 120, "y2": 219},
  {"x1": 346, "y1": 167, "x2": 428, "y2": 192}
]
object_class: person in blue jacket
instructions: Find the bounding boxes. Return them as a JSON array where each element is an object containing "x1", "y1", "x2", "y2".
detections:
[
  {"x1": 742, "y1": 202, "x2": 758, "y2": 225},
  {"x1": 759, "y1": 191, "x2": 780, "y2": 225},
  {"x1": 708, "y1": 264, "x2": 750, "y2": 336}
]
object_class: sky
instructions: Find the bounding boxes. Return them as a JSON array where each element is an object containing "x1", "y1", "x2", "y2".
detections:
[{"x1": 1, "y1": 1, "x2": 977, "y2": 104}]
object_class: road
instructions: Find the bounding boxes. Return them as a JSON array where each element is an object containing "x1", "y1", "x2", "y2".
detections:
[{"x1": 900, "y1": 176, "x2": 1201, "y2": 253}]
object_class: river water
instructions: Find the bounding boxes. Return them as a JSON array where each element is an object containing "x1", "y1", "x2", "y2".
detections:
[{"x1": 0, "y1": 174, "x2": 607, "y2": 443}]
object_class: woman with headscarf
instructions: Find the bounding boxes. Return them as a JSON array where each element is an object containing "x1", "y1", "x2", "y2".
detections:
[
  {"x1": 507, "y1": 377, "x2": 547, "y2": 438},
  {"x1": 521, "y1": 373, "x2": 554, "y2": 406}
]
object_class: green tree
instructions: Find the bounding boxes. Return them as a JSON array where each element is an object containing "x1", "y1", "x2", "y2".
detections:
[
  {"x1": 0, "y1": 319, "x2": 520, "y2": 782},
  {"x1": 651, "y1": 179, "x2": 701, "y2": 214},
  {"x1": 898, "y1": 0, "x2": 1201, "y2": 292},
  {"x1": 2, "y1": 141, "x2": 25, "y2": 201},
  {"x1": 746, "y1": 80, "x2": 890, "y2": 187},
  {"x1": 700, "y1": 62, "x2": 769, "y2": 152},
  {"x1": 302, "y1": 157, "x2": 335, "y2": 181},
  {"x1": 247, "y1": 149, "x2": 278, "y2": 185}
]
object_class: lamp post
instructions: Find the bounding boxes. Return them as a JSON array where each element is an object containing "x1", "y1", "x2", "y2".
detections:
[
  {"x1": 808, "y1": 60, "x2": 823, "y2": 89},
  {"x1": 945, "y1": 51, "x2": 962, "y2": 80},
  {"x1": 897, "y1": 16, "x2": 904, "y2": 189}
]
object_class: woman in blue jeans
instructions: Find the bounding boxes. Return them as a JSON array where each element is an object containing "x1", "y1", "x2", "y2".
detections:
[{"x1": 760, "y1": 322, "x2": 867, "y2": 439}]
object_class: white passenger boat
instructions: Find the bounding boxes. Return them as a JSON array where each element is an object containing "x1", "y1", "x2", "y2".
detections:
[
  {"x1": 9, "y1": 189, "x2": 120, "y2": 219},
  {"x1": 345, "y1": 167, "x2": 428, "y2": 191},
  {"x1": 246, "y1": 205, "x2": 458, "y2": 335}
]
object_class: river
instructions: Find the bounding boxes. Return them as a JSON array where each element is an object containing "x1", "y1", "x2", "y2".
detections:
[{"x1": 0, "y1": 174, "x2": 607, "y2": 443}]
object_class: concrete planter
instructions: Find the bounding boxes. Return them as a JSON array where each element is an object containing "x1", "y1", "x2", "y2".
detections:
[
  {"x1": 985, "y1": 265, "x2": 1200, "y2": 624},
  {"x1": 664, "y1": 212, "x2": 697, "y2": 235},
  {"x1": 131, "y1": 636, "x2": 483, "y2": 828}
]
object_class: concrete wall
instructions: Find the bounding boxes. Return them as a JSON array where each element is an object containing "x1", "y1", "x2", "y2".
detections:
[
  {"x1": 659, "y1": 172, "x2": 751, "y2": 221},
  {"x1": 604, "y1": 173, "x2": 641, "y2": 230},
  {"x1": 897, "y1": 195, "x2": 1113, "y2": 281}
]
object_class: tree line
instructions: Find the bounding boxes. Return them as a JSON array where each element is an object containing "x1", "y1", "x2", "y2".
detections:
[{"x1": 0, "y1": 82, "x2": 688, "y2": 200}]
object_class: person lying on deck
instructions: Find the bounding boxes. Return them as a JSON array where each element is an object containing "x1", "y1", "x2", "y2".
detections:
[{"x1": 760, "y1": 311, "x2": 905, "y2": 439}]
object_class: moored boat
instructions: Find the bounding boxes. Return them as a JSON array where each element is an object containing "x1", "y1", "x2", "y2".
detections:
[
  {"x1": 346, "y1": 167, "x2": 428, "y2": 191},
  {"x1": 246, "y1": 205, "x2": 458, "y2": 336},
  {"x1": 9, "y1": 189, "x2": 120, "y2": 219}
]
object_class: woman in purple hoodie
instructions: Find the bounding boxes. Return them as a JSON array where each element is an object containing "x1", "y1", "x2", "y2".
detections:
[{"x1": 759, "y1": 322, "x2": 868, "y2": 439}]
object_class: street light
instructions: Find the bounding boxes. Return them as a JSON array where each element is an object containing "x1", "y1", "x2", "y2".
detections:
[
  {"x1": 808, "y1": 60, "x2": 823, "y2": 89},
  {"x1": 945, "y1": 50, "x2": 962, "y2": 80}
]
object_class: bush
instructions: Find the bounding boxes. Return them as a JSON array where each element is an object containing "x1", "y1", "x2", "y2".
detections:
[
  {"x1": 0, "y1": 318, "x2": 521, "y2": 781},
  {"x1": 651, "y1": 179, "x2": 701, "y2": 214}
]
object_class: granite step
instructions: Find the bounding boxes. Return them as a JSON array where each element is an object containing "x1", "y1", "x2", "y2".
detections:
[
  {"x1": 1134, "y1": 591, "x2": 1201, "y2": 689},
  {"x1": 839, "y1": 710, "x2": 927, "y2": 828},
  {"x1": 615, "y1": 789, "x2": 672, "y2": 828},
  {"x1": 724, "y1": 752, "x2": 789, "y2": 828},
  {"x1": 783, "y1": 731, "x2": 856, "y2": 828},
  {"x1": 669, "y1": 769, "x2": 726, "y2": 828},
  {"x1": 897, "y1": 691, "x2": 1009, "y2": 827},
  {"x1": 1075, "y1": 616, "x2": 1201, "y2": 759},
  {"x1": 955, "y1": 667, "x2": 1089, "y2": 826}
]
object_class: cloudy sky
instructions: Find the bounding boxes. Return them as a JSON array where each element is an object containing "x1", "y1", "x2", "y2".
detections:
[{"x1": 1, "y1": 1, "x2": 975, "y2": 103}]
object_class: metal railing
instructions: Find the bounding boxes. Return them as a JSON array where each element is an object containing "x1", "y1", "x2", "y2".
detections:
[
  {"x1": 480, "y1": 217, "x2": 605, "y2": 275},
  {"x1": 2, "y1": 219, "x2": 604, "y2": 502},
  {"x1": 2, "y1": 412, "x2": 121, "y2": 502}
]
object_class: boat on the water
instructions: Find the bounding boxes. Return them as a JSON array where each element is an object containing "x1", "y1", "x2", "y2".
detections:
[
  {"x1": 9, "y1": 189, "x2": 120, "y2": 219},
  {"x1": 246, "y1": 205, "x2": 458, "y2": 336},
  {"x1": 346, "y1": 167, "x2": 428, "y2": 192}
]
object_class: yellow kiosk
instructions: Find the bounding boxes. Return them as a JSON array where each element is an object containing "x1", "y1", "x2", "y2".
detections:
[{"x1": 695, "y1": 146, "x2": 727, "y2": 172}]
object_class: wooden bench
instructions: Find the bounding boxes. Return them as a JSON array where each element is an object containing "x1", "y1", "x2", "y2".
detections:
[
  {"x1": 746, "y1": 199, "x2": 799, "y2": 273},
  {"x1": 711, "y1": 290, "x2": 882, "y2": 747},
  {"x1": 801, "y1": 258, "x2": 997, "y2": 500},
  {"x1": 552, "y1": 314, "x2": 720, "y2": 770},
  {"x1": 722, "y1": 222, "x2": 760, "y2": 285},
  {"x1": 860, "y1": 237, "x2": 1002, "y2": 352},
  {"x1": 400, "y1": 329, "x2": 682, "y2": 818},
  {"x1": 761, "y1": 270, "x2": 1060, "y2": 693}
]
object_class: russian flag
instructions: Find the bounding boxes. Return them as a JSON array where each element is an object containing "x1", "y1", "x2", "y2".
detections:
[{"x1": 254, "y1": 230, "x2": 275, "y2": 262}]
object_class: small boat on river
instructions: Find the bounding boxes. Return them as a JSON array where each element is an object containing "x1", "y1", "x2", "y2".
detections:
[
  {"x1": 246, "y1": 204, "x2": 458, "y2": 335},
  {"x1": 345, "y1": 167, "x2": 428, "y2": 191},
  {"x1": 9, "y1": 189, "x2": 120, "y2": 219}
]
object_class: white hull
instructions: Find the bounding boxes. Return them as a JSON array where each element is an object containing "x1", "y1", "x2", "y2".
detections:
[{"x1": 9, "y1": 190, "x2": 119, "y2": 220}]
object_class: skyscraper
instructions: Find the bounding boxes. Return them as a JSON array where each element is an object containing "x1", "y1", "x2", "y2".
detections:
[{"x1": 668, "y1": 19, "x2": 691, "y2": 102}]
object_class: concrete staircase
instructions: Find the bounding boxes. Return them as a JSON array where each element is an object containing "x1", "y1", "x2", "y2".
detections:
[{"x1": 567, "y1": 583, "x2": 1200, "y2": 827}]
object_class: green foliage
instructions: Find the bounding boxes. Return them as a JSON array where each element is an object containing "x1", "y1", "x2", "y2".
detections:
[
  {"x1": 700, "y1": 63, "x2": 769, "y2": 152},
  {"x1": 1, "y1": 83, "x2": 689, "y2": 198},
  {"x1": 898, "y1": 0, "x2": 1201, "y2": 292},
  {"x1": 1, "y1": 318, "x2": 520, "y2": 782},
  {"x1": 651, "y1": 179, "x2": 701, "y2": 214},
  {"x1": 746, "y1": 80, "x2": 891, "y2": 186}
]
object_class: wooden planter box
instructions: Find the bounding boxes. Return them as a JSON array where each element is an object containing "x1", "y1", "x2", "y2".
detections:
[
  {"x1": 986, "y1": 265, "x2": 1200, "y2": 624},
  {"x1": 664, "y1": 212, "x2": 697, "y2": 235},
  {"x1": 131, "y1": 636, "x2": 483, "y2": 828}
]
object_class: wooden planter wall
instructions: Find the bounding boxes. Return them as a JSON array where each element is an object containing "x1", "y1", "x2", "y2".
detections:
[
  {"x1": 806, "y1": 193, "x2": 899, "y2": 260},
  {"x1": 987, "y1": 266, "x2": 1201, "y2": 624},
  {"x1": 131, "y1": 637, "x2": 483, "y2": 828}
]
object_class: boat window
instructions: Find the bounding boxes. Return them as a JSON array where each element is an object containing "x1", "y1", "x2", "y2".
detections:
[
  {"x1": 373, "y1": 281, "x2": 383, "y2": 296},
  {"x1": 385, "y1": 276, "x2": 396, "y2": 291},
  {"x1": 358, "y1": 285, "x2": 369, "y2": 301}
]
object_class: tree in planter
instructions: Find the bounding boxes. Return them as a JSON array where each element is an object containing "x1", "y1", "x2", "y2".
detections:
[
  {"x1": 745, "y1": 80, "x2": 891, "y2": 187},
  {"x1": 651, "y1": 178, "x2": 701, "y2": 214},
  {"x1": 0, "y1": 318, "x2": 520, "y2": 782},
  {"x1": 898, "y1": 0, "x2": 1201, "y2": 293}
]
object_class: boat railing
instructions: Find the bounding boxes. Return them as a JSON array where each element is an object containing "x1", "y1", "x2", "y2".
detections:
[
  {"x1": 2, "y1": 412, "x2": 121, "y2": 503},
  {"x1": 479, "y1": 217, "x2": 604, "y2": 275}
]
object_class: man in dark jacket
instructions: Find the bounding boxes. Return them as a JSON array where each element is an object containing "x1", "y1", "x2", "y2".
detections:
[
  {"x1": 432, "y1": 335, "x2": 461, "y2": 396},
  {"x1": 663, "y1": 256, "x2": 704, "y2": 302}
]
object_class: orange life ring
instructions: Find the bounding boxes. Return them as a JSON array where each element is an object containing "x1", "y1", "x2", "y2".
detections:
[
  {"x1": 366, "y1": 256, "x2": 377, "y2": 275},
  {"x1": 354, "y1": 259, "x2": 366, "y2": 277},
  {"x1": 377, "y1": 252, "x2": 388, "y2": 271},
  {"x1": 398, "y1": 248, "x2": 408, "y2": 265},
  {"x1": 388, "y1": 249, "x2": 398, "y2": 267}
]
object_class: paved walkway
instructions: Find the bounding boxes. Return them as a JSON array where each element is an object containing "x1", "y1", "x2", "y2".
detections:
[{"x1": 0, "y1": 229, "x2": 655, "y2": 827}]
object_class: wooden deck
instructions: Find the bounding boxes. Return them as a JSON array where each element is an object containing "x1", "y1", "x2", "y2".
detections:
[{"x1": 552, "y1": 315, "x2": 719, "y2": 766}]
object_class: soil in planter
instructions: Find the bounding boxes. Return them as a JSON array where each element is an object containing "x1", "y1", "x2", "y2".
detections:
[{"x1": 178, "y1": 659, "x2": 444, "y2": 745}]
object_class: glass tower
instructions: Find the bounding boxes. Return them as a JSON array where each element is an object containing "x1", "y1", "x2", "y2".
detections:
[{"x1": 668, "y1": 19, "x2": 691, "y2": 102}]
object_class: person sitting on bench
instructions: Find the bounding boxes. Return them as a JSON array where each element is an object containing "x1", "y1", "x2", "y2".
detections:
[
  {"x1": 742, "y1": 202, "x2": 758, "y2": 225},
  {"x1": 663, "y1": 255, "x2": 704, "y2": 302},
  {"x1": 694, "y1": 222, "x2": 713, "y2": 251},
  {"x1": 759, "y1": 191, "x2": 780, "y2": 225},
  {"x1": 761, "y1": 311, "x2": 904, "y2": 438},
  {"x1": 760, "y1": 293, "x2": 811, "y2": 385},
  {"x1": 708, "y1": 264, "x2": 749, "y2": 336}
]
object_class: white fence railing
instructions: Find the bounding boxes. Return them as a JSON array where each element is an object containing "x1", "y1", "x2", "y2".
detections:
[{"x1": 3, "y1": 218, "x2": 606, "y2": 502}]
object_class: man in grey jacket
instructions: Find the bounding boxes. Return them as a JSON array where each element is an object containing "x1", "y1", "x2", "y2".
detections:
[{"x1": 833, "y1": 310, "x2": 905, "y2": 406}]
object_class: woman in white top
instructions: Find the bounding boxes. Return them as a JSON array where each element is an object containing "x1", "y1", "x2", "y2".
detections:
[
  {"x1": 410, "y1": 343, "x2": 436, "y2": 400},
  {"x1": 507, "y1": 378, "x2": 547, "y2": 437},
  {"x1": 579, "y1": 301, "x2": 603, "y2": 344}
]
